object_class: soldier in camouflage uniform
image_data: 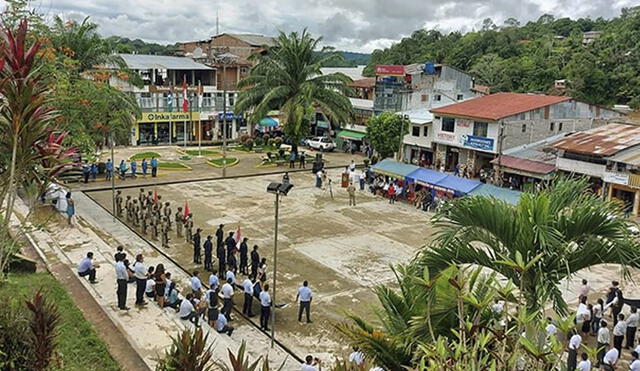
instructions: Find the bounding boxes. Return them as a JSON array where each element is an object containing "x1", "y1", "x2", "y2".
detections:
[
  {"x1": 175, "y1": 207, "x2": 184, "y2": 238},
  {"x1": 115, "y1": 190, "x2": 123, "y2": 217},
  {"x1": 161, "y1": 216, "x2": 170, "y2": 248},
  {"x1": 184, "y1": 213, "x2": 194, "y2": 243},
  {"x1": 163, "y1": 202, "x2": 172, "y2": 230},
  {"x1": 125, "y1": 195, "x2": 132, "y2": 222}
]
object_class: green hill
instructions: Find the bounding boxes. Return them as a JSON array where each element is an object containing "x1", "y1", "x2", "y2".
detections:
[{"x1": 365, "y1": 7, "x2": 640, "y2": 108}]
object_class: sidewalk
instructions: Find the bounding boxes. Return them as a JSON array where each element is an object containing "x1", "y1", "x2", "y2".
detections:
[{"x1": 12, "y1": 194, "x2": 297, "y2": 369}]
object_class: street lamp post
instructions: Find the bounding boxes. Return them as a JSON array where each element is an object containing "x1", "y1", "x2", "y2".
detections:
[
  {"x1": 110, "y1": 132, "x2": 116, "y2": 222},
  {"x1": 222, "y1": 63, "x2": 228, "y2": 178},
  {"x1": 266, "y1": 181, "x2": 294, "y2": 348}
]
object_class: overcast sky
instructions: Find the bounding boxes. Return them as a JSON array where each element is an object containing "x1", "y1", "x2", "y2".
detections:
[{"x1": 5, "y1": 0, "x2": 638, "y2": 53}]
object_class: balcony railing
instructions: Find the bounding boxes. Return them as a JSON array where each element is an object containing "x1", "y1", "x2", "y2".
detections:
[{"x1": 629, "y1": 174, "x2": 640, "y2": 189}]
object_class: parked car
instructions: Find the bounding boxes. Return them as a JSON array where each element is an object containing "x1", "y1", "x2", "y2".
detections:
[{"x1": 306, "y1": 136, "x2": 336, "y2": 151}]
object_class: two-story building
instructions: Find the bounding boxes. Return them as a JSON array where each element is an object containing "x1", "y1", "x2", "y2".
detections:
[
  {"x1": 552, "y1": 123, "x2": 640, "y2": 216},
  {"x1": 429, "y1": 92, "x2": 621, "y2": 175},
  {"x1": 111, "y1": 54, "x2": 245, "y2": 145}
]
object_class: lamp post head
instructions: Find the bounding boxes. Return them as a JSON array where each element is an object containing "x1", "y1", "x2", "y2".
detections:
[{"x1": 267, "y1": 182, "x2": 294, "y2": 196}]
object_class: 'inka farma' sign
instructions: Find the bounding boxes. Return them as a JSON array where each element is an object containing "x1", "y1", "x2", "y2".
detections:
[{"x1": 139, "y1": 112, "x2": 200, "y2": 123}]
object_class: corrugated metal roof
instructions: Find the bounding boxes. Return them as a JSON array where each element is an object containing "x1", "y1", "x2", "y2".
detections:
[
  {"x1": 349, "y1": 98, "x2": 373, "y2": 110},
  {"x1": 118, "y1": 54, "x2": 213, "y2": 70},
  {"x1": 552, "y1": 123, "x2": 640, "y2": 156},
  {"x1": 430, "y1": 92, "x2": 572, "y2": 121},
  {"x1": 226, "y1": 34, "x2": 276, "y2": 47},
  {"x1": 606, "y1": 145, "x2": 640, "y2": 166},
  {"x1": 349, "y1": 77, "x2": 375, "y2": 88},
  {"x1": 320, "y1": 66, "x2": 365, "y2": 81},
  {"x1": 491, "y1": 155, "x2": 556, "y2": 174}
]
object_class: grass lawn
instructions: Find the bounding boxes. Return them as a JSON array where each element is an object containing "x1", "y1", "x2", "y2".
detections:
[
  {"x1": 0, "y1": 272, "x2": 120, "y2": 371},
  {"x1": 130, "y1": 151, "x2": 161, "y2": 160},
  {"x1": 157, "y1": 162, "x2": 191, "y2": 170},
  {"x1": 207, "y1": 157, "x2": 239, "y2": 167},
  {"x1": 183, "y1": 149, "x2": 220, "y2": 156}
]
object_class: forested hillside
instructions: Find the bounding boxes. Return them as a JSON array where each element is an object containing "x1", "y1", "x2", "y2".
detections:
[{"x1": 365, "y1": 8, "x2": 640, "y2": 108}]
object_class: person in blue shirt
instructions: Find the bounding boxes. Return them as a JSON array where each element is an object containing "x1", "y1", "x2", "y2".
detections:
[
  {"x1": 289, "y1": 151, "x2": 296, "y2": 168},
  {"x1": 105, "y1": 159, "x2": 113, "y2": 181},
  {"x1": 151, "y1": 157, "x2": 158, "y2": 177},
  {"x1": 77, "y1": 252, "x2": 99, "y2": 283},
  {"x1": 141, "y1": 158, "x2": 148, "y2": 177},
  {"x1": 130, "y1": 159, "x2": 137, "y2": 178},
  {"x1": 90, "y1": 163, "x2": 98, "y2": 180},
  {"x1": 119, "y1": 160, "x2": 127, "y2": 180}
]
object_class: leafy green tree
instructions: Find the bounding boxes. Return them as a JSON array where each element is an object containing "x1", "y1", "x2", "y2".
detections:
[
  {"x1": 365, "y1": 113, "x2": 409, "y2": 159},
  {"x1": 235, "y1": 30, "x2": 354, "y2": 153},
  {"x1": 413, "y1": 177, "x2": 638, "y2": 314}
]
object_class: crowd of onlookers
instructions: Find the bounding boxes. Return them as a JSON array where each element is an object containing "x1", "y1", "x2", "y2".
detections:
[{"x1": 80, "y1": 157, "x2": 159, "y2": 184}]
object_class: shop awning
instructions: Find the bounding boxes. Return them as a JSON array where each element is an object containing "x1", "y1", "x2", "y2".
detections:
[
  {"x1": 405, "y1": 168, "x2": 447, "y2": 186},
  {"x1": 259, "y1": 117, "x2": 279, "y2": 127},
  {"x1": 468, "y1": 184, "x2": 522, "y2": 205},
  {"x1": 434, "y1": 175, "x2": 481, "y2": 195},
  {"x1": 370, "y1": 159, "x2": 419, "y2": 178},
  {"x1": 337, "y1": 129, "x2": 366, "y2": 141}
]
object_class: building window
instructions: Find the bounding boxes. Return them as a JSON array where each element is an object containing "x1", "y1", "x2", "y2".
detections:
[
  {"x1": 421, "y1": 94, "x2": 428, "y2": 102},
  {"x1": 521, "y1": 124, "x2": 526, "y2": 133},
  {"x1": 423, "y1": 126, "x2": 429, "y2": 137},
  {"x1": 412, "y1": 126, "x2": 421, "y2": 136},
  {"x1": 558, "y1": 122, "x2": 563, "y2": 131},
  {"x1": 141, "y1": 92, "x2": 151, "y2": 98},
  {"x1": 473, "y1": 121, "x2": 488, "y2": 137},
  {"x1": 240, "y1": 67, "x2": 249, "y2": 74},
  {"x1": 435, "y1": 94, "x2": 442, "y2": 101},
  {"x1": 228, "y1": 96, "x2": 235, "y2": 106},
  {"x1": 457, "y1": 94, "x2": 463, "y2": 100},
  {"x1": 550, "y1": 122, "x2": 555, "y2": 131},
  {"x1": 442, "y1": 117, "x2": 455, "y2": 132}
]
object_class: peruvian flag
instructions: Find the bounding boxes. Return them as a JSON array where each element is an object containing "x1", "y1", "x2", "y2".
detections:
[
  {"x1": 183, "y1": 201, "x2": 190, "y2": 219},
  {"x1": 182, "y1": 76, "x2": 188, "y2": 112},
  {"x1": 234, "y1": 225, "x2": 242, "y2": 249}
]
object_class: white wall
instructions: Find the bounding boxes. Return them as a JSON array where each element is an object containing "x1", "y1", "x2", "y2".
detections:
[
  {"x1": 556, "y1": 157, "x2": 605, "y2": 178},
  {"x1": 432, "y1": 116, "x2": 499, "y2": 154}
]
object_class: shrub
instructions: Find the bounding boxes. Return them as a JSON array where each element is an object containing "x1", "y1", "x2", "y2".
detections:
[
  {"x1": 245, "y1": 138, "x2": 254, "y2": 151},
  {"x1": 262, "y1": 133, "x2": 270, "y2": 143},
  {"x1": 156, "y1": 328, "x2": 215, "y2": 371},
  {"x1": 267, "y1": 138, "x2": 276, "y2": 147},
  {"x1": 254, "y1": 136, "x2": 264, "y2": 146},
  {"x1": 363, "y1": 158, "x2": 370, "y2": 167},
  {"x1": 273, "y1": 137, "x2": 283, "y2": 147}
]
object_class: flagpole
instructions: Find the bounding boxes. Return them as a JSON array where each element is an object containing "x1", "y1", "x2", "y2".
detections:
[
  {"x1": 168, "y1": 84, "x2": 173, "y2": 146},
  {"x1": 183, "y1": 74, "x2": 187, "y2": 148},
  {"x1": 198, "y1": 80, "x2": 202, "y2": 155}
]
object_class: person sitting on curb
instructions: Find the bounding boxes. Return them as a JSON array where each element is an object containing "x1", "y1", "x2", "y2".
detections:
[{"x1": 77, "y1": 252, "x2": 99, "y2": 284}]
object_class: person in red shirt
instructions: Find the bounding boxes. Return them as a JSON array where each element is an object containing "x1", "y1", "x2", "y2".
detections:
[{"x1": 388, "y1": 183, "x2": 396, "y2": 204}]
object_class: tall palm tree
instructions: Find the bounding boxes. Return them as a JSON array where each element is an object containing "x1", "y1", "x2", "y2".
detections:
[
  {"x1": 235, "y1": 30, "x2": 354, "y2": 152},
  {"x1": 413, "y1": 177, "x2": 638, "y2": 314}
]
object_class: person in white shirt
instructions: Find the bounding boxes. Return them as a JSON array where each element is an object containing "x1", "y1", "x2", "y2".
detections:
[
  {"x1": 190, "y1": 271, "x2": 202, "y2": 294},
  {"x1": 597, "y1": 320, "x2": 610, "y2": 366},
  {"x1": 592, "y1": 298, "x2": 604, "y2": 335},
  {"x1": 132, "y1": 254, "x2": 148, "y2": 306},
  {"x1": 602, "y1": 347, "x2": 619, "y2": 370},
  {"x1": 567, "y1": 331, "x2": 582, "y2": 371},
  {"x1": 164, "y1": 272, "x2": 173, "y2": 297},
  {"x1": 348, "y1": 346, "x2": 364, "y2": 366},
  {"x1": 315, "y1": 170, "x2": 323, "y2": 188},
  {"x1": 545, "y1": 317, "x2": 557, "y2": 338},
  {"x1": 145, "y1": 266, "x2": 156, "y2": 299},
  {"x1": 576, "y1": 352, "x2": 590, "y2": 371},
  {"x1": 225, "y1": 268, "x2": 236, "y2": 285},
  {"x1": 115, "y1": 254, "x2": 129, "y2": 310},
  {"x1": 215, "y1": 312, "x2": 234, "y2": 336},
  {"x1": 208, "y1": 270, "x2": 219, "y2": 291},
  {"x1": 578, "y1": 278, "x2": 590, "y2": 303},
  {"x1": 301, "y1": 355, "x2": 321, "y2": 371},
  {"x1": 259, "y1": 284, "x2": 271, "y2": 330},
  {"x1": 178, "y1": 293, "x2": 200, "y2": 328},
  {"x1": 613, "y1": 313, "x2": 627, "y2": 353},
  {"x1": 221, "y1": 277, "x2": 234, "y2": 321},
  {"x1": 631, "y1": 351, "x2": 640, "y2": 371},
  {"x1": 242, "y1": 275, "x2": 255, "y2": 317},
  {"x1": 627, "y1": 307, "x2": 640, "y2": 349},
  {"x1": 296, "y1": 280, "x2": 313, "y2": 323}
]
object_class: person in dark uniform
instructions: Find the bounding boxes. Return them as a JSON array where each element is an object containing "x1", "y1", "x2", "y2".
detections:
[
  {"x1": 217, "y1": 242, "x2": 226, "y2": 279},
  {"x1": 193, "y1": 228, "x2": 202, "y2": 264},
  {"x1": 203, "y1": 235, "x2": 213, "y2": 271},
  {"x1": 225, "y1": 232, "x2": 236, "y2": 266},
  {"x1": 250, "y1": 245, "x2": 260, "y2": 278},
  {"x1": 239, "y1": 237, "x2": 249, "y2": 275},
  {"x1": 215, "y1": 224, "x2": 224, "y2": 250}
]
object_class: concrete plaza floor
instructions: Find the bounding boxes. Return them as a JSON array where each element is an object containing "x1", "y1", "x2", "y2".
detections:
[{"x1": 87, "y1": 168, "x2": 434, "y2": 358}]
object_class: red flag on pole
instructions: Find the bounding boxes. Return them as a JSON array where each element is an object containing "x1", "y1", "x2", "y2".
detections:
[
  {"x1": 184, "y1": 201, "x2": 190, "y2": 219},
  {"x1": 234, "y1": 225, "x2": 242, "y2": 247},
  {"x1": 153, "y1": 190, "x2": 158, "y2": 203},
  {"x1": 182, "y1": 76, "x2": 188, "y2": 112}
]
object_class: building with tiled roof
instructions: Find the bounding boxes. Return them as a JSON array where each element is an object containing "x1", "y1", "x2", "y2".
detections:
[{"x1": 427, "y1": 92, "x2": 621, "y2": 177}]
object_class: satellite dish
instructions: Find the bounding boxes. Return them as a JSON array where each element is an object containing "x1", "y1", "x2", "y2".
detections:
[{"x1": 192, "y1": 47, "x2": 203, "y2": 58}]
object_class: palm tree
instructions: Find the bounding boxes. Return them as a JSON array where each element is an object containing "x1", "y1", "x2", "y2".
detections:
[
  {"x1": 235, "y1": 30, "x2": 354, "y2": 153},
  {"x1": 335, "y1": 265, "x2": 509, "y2": 371},
  {"x1": 413, "y1": 177, "x2": 638, "y2": 314}
]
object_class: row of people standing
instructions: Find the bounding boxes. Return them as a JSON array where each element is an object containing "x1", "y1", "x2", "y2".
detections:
[{"x1": 82, "y1": 157, "x2": 160, "y2": 184}]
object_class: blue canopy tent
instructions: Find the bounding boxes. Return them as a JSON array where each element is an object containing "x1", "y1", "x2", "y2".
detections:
[
  {"x1": 468, "y1": 184, "x2": 522, "y2": 205},
  {"x1": 434, "y1": 175, "x2": 481, "y2": 196},
  {"x1": 405, "y1": 168, "x2": 448, "y2": 186},
  {"x1": 259, "y1": 117, "x2": 279, "y2": 127},
  {"x1": 370, "y1": 159, "x2": 419, "y2": 179}
]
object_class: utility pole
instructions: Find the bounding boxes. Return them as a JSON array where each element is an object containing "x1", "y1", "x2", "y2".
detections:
[
  {"x1": 110, "y1": 132, "x2": 116, "y2": 222},
  {"x1": 495, "y1": 121, "x2": 505, "y2": 186},
  {"x1": 270, "y1": 191, "x2": 279, "y2": 348},
  {"x1": 222, "y1": 63, "x2": 228, "y2": 178}
]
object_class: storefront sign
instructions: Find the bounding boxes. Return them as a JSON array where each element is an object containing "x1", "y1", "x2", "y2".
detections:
[
  {"x1": 436, "y1": 132, "x2": 456, "y2": 142},
  {"x1": 462, "y1": 135, "x2": 494, "y2": 151},
  {"x1": 139, "y1": 112, "x2": 200, "y2": 123},
  {"x1": 375, "y1": 65, "x2": 405, "y2": 76},
  {"x1": 456, "y1": 119, "x2": 472, "y2": 128},
  {"x1": 217, "y1": 112, "x2": 239, "y2": 120},
  {"x1": 604, "y1": 172, "x2": 629, "y2": 186}
]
